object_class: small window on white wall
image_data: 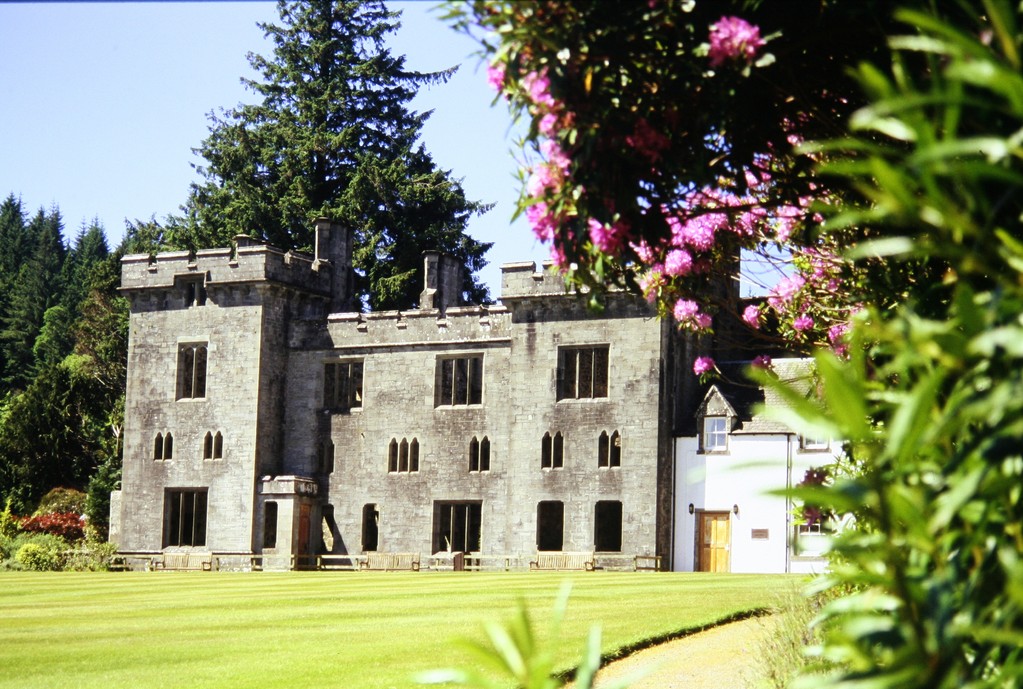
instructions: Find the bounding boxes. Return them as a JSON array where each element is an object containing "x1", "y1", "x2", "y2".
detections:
[
  {"x1": 800, "y1": 435, "x2": 830, "y2": 452},
  {"x1": 703, "y1": 417, "x2": 728, "y2": 453}
]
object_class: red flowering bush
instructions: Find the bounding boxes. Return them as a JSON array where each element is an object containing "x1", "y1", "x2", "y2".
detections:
[{"x1": 20, "y1": 512, "x2": 86, "y2": 543}]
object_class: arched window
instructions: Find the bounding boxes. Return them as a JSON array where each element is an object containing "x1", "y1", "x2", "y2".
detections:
[
  {"x1": 203, "y1": 432, "x2": 214, "y2": 460},
  {"x1": 479, "y1": 436, "x2": 490, "y2": 471},
  {"x1": 388, "y1": 437, "x2": 419, "y2": 473},
  {"x1": 598, "y1": 430, "x2": 622, "y2": 468},
  {"x1": 410, "y1": 439, "x2": 419, "y2": 472},
  {"x1": 213, "y1": 431, "x2": 223, "y2": 459},
  {"x1": 177, "y1": 343, "x2": 208, "y2": 399},
  {"x1": 469, "y1": 436, "x2": 491, "y2": 472},
  {"x1": 541, "y1": 432, "x2": 563, "y2": 469},
  {"x1": 399, "y1": 438, "x2": 409, "y2": 472},
  {"x1": 387, "y1": 439, "x2": 398, "y2": 473}
]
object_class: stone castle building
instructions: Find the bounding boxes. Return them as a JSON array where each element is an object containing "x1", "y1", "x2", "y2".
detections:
[{"x1": 109, "y1": 219, "x2": 706, "y2": 568}]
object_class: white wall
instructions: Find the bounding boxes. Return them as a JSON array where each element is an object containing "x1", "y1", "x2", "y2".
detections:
[{"x1": 673, "y1": 433, "x2": 834, "y2": 573}]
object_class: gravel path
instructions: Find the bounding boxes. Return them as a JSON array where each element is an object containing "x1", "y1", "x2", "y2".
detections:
[{"x1": 582, "y1": 616, "x2": 775, "y2": 689}]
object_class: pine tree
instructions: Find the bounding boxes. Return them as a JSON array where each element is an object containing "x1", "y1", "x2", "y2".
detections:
[
  {"x1": 0, "y1": 208, "x2": 66, "y2": 389},
  {"x1": 0, "y1": 195, "x2": 31, "y2": 379},
  {"x1": 61, "y1": 221, "x2": 110, "y2": 319},
  {"x1": 0, "y1": 195, "x2": 30, "y2": 294},
  {"x1": 174, "y1": 0, "x2": 492, "y2": 310}
]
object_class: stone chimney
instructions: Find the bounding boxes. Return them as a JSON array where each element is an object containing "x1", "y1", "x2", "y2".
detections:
[
  {"x1": 313, "y1": 217, "x2": 354, "y2": 312},
  {"x1": 420, "y1": 251, "x2": 463, "y2": 312}
]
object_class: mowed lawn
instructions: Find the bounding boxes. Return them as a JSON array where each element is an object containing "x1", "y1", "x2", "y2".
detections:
[{"x1": 0, "y1": 571, "x2": 801, "y2": 689}]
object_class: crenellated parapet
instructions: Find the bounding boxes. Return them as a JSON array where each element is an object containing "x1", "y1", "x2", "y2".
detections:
[
  {"x1": 500, "y1": 261, "x2": 570, "y2": 300},
  {"x1": 120, "y1": 239, "x2": 333, "y2": 297}
]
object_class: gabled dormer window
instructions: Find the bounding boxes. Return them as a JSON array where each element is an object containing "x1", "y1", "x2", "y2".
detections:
[
  {"x1": 695, "y1": 385, "x2": 736, "y2": 454},
  {"x1": 702, "y1": 416, "x2": 728, "y2": 453}
]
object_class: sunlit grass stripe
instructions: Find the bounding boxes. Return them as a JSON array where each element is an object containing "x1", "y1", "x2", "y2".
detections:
[{"x1": 0, "y1": 571, "x2": 800, "y2": 689}]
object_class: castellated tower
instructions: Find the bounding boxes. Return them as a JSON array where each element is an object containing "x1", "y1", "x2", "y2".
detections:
[{"x1": 110, "y1": 220, "x2": 352, "y2": 557}]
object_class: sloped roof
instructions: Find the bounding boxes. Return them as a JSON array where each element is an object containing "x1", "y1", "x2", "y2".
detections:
[{"x1": 695, "y1": 358, "x2": 816, "y2": 435}]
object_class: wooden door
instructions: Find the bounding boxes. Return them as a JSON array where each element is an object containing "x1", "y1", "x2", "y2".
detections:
[{"x1": 697, "y1": 511, "x2": 731, "y2": 572}]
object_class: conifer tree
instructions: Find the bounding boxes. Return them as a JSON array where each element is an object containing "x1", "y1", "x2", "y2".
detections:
[
  {"x1": 0, "y1": 208, "x2": 66, "y2": 388},
  {"x1": 61, "y1": 221, "x2": 110, "y2": 319},
  {"x1": 0, "y1": 195, "x2": 30, "y2": 294},
  {"x1": 0, "y1": 195, "x2": 30, "y2": 379},
  {"x1": 175, "y1": 0, "x2": 492, "y2": 310}
]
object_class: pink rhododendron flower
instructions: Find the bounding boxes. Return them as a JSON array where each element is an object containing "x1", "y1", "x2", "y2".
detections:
[
  {"x1": 828, "y1": 323, "x2": 850, "y2": 344},
  {"x1": 526, "y1": 164, "x2": 560, "y2": 197},
  {"x1": 708, "y1": 16, "x2": 765, "y2": 68},
  {"x1": 631, "y1": 239, "x2": 658, "y2": 264},
  {"x1": 793, "y1": 314, "x2": 814, "y2": 331},
  {"x1": 768, "y1": 274, "x2": 805, "y2": 310},
  {"x1": 526, "y1": 202, "x2": 557, "y2": 242},
  {"x1": 486, "y1": 63, "x2": 506, "y2": 92},
  {"x1": 742, "y1": 304, "x2": 762, "y2": 329},
  {"x1": 638, "y1": 271, "x2": 665, "y2": 303},
  {"x1": 773, "y1": 205, "x2": 802, "y2": 243},
  {"x1": 522, "y1": 69, "x2": 557, "y2": 109},
  {"x1": 751, "y1": 355, "x2": 772, "y2": 369},
  {"x1": 588, "y1": 218, "x2": 627, "y2": 254},
  {"x1": 541, "y1": 139, "x2": 571, "y2": 171},
  {"x1": 667, "y1": 205, "x2": 725, "y2": 252},
  {"x1": 693, "y1": 312, "x2": 713, "y2": 330},
  {"x1": 549, "y1": 242, "x2": 570, "y2": 269},
  {"x1": 539, "y1": 112, "x2": 559, "y2": 137},
  {"x1": 674, "y1": 299, "x2": 700, "y2": 321},
  {"x1": 664, "y1": 249, "x2": 693, "y2": 276},
  {"x1": 693, "y1": 356, "x2": 716, "y2": 375}
]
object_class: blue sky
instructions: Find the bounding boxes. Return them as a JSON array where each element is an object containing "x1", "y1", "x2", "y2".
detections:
[{"x1": 0, "y1": 1, "x2": 543, "y2": 295}]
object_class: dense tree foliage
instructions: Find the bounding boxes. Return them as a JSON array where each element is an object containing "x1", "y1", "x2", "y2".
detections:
[
  {"x1": 0, "y1": 196, "x2": 127, "y2": 537},
  {"x1": 174, "y1": 0, "x2": 493, "y2": 310}
]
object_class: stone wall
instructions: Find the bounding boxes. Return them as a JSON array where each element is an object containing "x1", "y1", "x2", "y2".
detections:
[{"x1": 117, "y1": 243, "x2": 681, "y2": 567}]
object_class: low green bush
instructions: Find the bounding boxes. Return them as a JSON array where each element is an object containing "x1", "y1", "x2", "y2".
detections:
[
  {"x1": 15, "y1": 540, "x2": 63, "y2": 571},
  {"x1": 34, "y1": 487, "x2": 87, "y2": 517},
  {"x1": 3, "y1": 533, "x2": 68, "y2": 571},
  {"x1": 63, "y1": 541, "x2": 118, "y2": 572}
]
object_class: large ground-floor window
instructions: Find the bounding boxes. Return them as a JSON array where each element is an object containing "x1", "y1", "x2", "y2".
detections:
[
  {"x1": 165, "y1": 489, "x2": 208, "y2": 547},
  {"x1": 432, "y1": 501, "x2": 482, "y2": 554}
]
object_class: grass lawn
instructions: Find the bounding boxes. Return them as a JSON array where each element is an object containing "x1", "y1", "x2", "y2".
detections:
[{"x1": 0, "y1": 571, "x2": 803, "y2": 689}]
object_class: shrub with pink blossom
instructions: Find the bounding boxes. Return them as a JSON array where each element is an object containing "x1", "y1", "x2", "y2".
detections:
[
  {"x1": 447, "y1": 1, "x2": 885, "y2": 355},
  {"x1": 708, "y1": 16, "x2": 766, "y2": 68}
]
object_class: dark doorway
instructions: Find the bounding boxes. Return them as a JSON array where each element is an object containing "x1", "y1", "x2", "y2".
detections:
[
  {"x1": 362, "y1": 504, "x2": 379, "y2": 552},
  {"x1": 536, "y1": 500, "x2": 564, "y2": 551},
  {"x1": 594, "y1": 500, "x2": 623, "y2": 552}
]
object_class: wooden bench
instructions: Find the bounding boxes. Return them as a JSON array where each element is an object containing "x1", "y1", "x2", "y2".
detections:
[
  {"x1": 317, "y1": 554, "x2": 366, "y2": 571},
  {"x1": 154, "y1": 552, "x2": 212, "y2": 571},
  {"x1": 529, "y1": 551, "x2": 595, "y2": 571},
  {"x1": 465, "y1": 553, "x2": 520, "y2": 571},
  {"x1": 359, "y1": 552, "x2": 421, "y2": 571}
]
